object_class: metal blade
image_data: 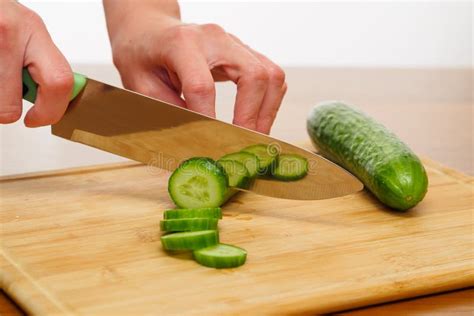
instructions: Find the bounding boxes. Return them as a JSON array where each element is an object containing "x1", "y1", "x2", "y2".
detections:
[{"x1": 52, "y1": 79, "x2": 363, "y2": 200}]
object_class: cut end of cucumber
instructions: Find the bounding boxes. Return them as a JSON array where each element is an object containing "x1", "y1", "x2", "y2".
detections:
[
  {"x1": 193, "y1": 243, "x2": 247, "y2": 269},
  {"x1": 179, "y1": 175, "x2": 210, "y2": 200},
  {"x1": 271, "y1": 154, "x2": 308, "y2": 181},
  {"x1": 219, "y1": 152, "x2": 260, "y2": 178},
  {"x1": 217, "y1": 159, "x2": 251, "y2": 189},
  {"x1": 168, "y1": 158, "x2": 228, "y2": 208},
  {"x1": 241, "y1": 143, "x2": 279, "y2": 175}
]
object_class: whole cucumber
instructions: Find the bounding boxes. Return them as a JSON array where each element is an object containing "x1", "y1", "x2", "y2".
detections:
[{"x1": 307, "y1": 101, "x2": 428, "y2": 211}]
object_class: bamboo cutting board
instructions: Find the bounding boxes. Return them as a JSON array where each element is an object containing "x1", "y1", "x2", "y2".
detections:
[{"x1": 1, "y1": 154, "x2": 473, "y2": 315}]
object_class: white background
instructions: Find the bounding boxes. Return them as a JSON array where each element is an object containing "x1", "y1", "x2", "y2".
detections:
[
  {"x1": 18, "y1": 0, "x2": 473, "y2": 67},
  {"x1": 1, "y1": 1, "x2": 472, "y2": 176}
]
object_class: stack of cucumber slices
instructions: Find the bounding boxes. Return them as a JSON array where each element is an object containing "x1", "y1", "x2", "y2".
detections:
[
  {"x1": 164, "y1": 144, "x2": 308, "y2": 269},
  {"x1": 168, "y1": 144, "x2": 308, "y2": 209},
  {"x1": 160, "y1": 207, "x2": 247, "y2": 269}
]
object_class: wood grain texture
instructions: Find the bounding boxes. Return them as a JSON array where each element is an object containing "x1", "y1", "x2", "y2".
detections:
[
  {"x1": 1, "y1": 158, "x2": 473, "y2": 315},
  {"x1": 339, "y1": 288, "x2": 474, "y2": 315}
]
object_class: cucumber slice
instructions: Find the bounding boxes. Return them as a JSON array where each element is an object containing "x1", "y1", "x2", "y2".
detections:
[
  {"x1": 160, "y1": 218, "x2": 218, "y2": 232},
  {"x1": 168, "y1": 157, "x2": 228, "y2": 208},
  {"x1": 217, "y1": 159, "x2": 251, "y2": 204},
  {"x1": 241, "y1": 144, "x2": 279, "y2": 174},
  {"x1": 217, "y1": 160, "x2": 251, "y2": 188},
  {"x1": 271, "y1": 154, "x2": 308, "y2": 181},
  {"x1": 163, "y1": 208, "x2": 222, "y2": 219},
  {"x1": 219, "y1": 152, "x2": 259, "y2": 178},
  {"x1": 193, "y1": 243, "x2": 247, "y2": 269},
  {"x1": 161, "y1": 230, "x2": 219, "y2": 251}
]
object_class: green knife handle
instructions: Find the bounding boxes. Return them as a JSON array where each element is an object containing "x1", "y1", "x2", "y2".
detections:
[{"x1": 22, "y1": 68, "x2": 88, "y2": 103}]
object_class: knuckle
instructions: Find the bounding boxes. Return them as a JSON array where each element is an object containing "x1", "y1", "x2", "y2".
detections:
[
  {"x1": 170, "y1": 24, "x2": 198, "y2": 41},
  {"x1": 186, "y1": 80, "x2": 215, "y2": 97},
  {"x1": 267, "y1": 66, "x2": 286, "y2": 86},
  {"x1": 0, "y1": 7, "x2": 44, "y2": 50},
  {"x1": 45, "y1": 68, "x2": 74, "y2": 93},
  {"x1": 201, "y1": 23, "x2": 225, "y2": 34},
  {"x1": 245, "y1": 65, "x2": 269, "y2": 84},
  {"x1": 0, "y1": 17, "x2": 13, "y2": 47},
  {"x1": 23, "y1": 8, "x2": 44, "y2": 29}
]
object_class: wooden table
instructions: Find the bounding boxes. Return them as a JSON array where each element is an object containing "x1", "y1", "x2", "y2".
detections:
[{"x1": 1, "y1": 67, "x2": 472, "y2": 314}]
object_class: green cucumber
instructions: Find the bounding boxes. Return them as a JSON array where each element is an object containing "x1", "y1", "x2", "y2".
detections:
[
  {"x1": 307, "y1": 101, "x2": 428, "y2": 211},
  {"x1": 163, "y1": 208, "x2": 222, "y2": 219},
  {"x1": 219, "y1": 152, "x2": 259, "y2": 178},
  {"x1": 217, "y1": 159, "x2": 251, "y2": 204},
  {"x1": 217, "y1": 160, "x2": 251, "y2": 188},
  {"x1": 271, "y1": 154, "x2": 308, "y2": 181},
  {"x1": 160, "y1": 218, "x2": 218, "y2": 232},
  {"x1": 168, "y1": 157, "x2": 228, "y2": 208},
  {"x1": 193, "y1": 244, "x2": 247, "y2": 269},
  {"x1": 161, "y1": 230, "x2": 219, "y2": 251},
  {"x1": 241, "y1": 144, "x2": 278, "y2": 174}
]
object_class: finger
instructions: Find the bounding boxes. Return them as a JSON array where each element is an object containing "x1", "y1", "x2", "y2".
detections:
[
  {"x1": 227, "y1": 34, "x2": 287, "y2": 133},
  {"x1": 0, "y1": 28, "x2": 23, "y2": 124},
  {"x1": 161, "y1": 45, "x2": 216, "y2": 117},
  {"x1": 119, "y1": 68, "x2": 186, "y2": 108},
  {"x1": 216, "y1": 40, "x2": 269, "y2": 130},
  {"x1": 251, "y1": 53, "x2": 287, "y2": 134},
  {"x1": 23, "y1": 16, "x2": 73, "y2": 127},
  {"x1": 233, "y1": 63, "x2": 269, "y2": 130}
]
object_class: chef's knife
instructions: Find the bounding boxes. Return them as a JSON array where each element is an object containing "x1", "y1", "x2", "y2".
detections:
[{"x1": 22, "y1": 69, "x2": 363, "y2": 200}]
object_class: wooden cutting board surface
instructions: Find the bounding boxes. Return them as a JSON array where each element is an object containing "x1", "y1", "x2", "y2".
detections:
[{"x1": 1, "y1": 156, "x2": 473, "y2": 315}]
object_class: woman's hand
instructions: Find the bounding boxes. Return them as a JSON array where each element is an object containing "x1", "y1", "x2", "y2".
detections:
[
  {"x1": 104, "y1": 0, "x2": 286, "y2": 134},
  {"x1": 0, "y1": 0, "x2": 73, "y2": 127}
]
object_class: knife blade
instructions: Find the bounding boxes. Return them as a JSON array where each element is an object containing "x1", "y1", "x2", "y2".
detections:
[{"x1": 23, "y1": 71, "x2": 363, "y2": 200}]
